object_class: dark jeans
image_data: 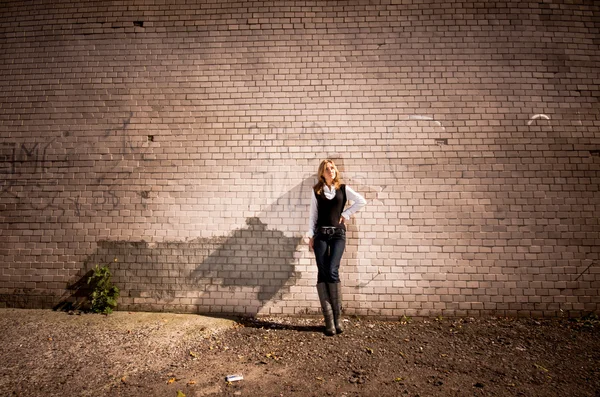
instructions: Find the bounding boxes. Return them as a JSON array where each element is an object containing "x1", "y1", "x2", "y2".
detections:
[{"x1": 313, "y1": 227, "x2": 346, "y2": 284}]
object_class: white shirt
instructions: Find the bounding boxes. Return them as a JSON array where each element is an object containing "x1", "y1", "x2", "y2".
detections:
[{"x1": 307, "y1": 184, "x2": 366, "y2": 238}]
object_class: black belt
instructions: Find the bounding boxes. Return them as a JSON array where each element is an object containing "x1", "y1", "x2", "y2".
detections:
[{"x1": 318, "y1": 226, "x2": 342, "y2": 235}]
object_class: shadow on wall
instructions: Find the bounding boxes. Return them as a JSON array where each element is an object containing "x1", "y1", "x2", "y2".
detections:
[
  {"x1": 54, "y1": 173, "x2": 326, "y2": 314},
  {"x1": 55, "y1": 216, "x2": 302, "y2": 314},
  {"x1": 53, "y1": 269, "x2": 94, "y2": 311},
  {"x1": 189, "y1": 216, "x2": 302, "y2": 303}
]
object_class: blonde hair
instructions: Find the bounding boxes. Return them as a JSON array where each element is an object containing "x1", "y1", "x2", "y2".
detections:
[{"x1": 313, "y1": 159, "x2": 342, "y2": 195}]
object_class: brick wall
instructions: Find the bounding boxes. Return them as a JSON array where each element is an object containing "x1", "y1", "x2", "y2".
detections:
[{"x1": 0, "y1": 0, "x2": 599, "y2": 317}]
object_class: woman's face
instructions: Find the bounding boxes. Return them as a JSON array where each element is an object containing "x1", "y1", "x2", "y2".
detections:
[{"x1": 323, "y1": 162, "x2": 336, "y2": 184}]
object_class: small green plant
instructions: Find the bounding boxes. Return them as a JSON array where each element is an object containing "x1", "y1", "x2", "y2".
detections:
[
  {"x1": 399, "y1": 315, "x2": 412, "y2": 325},
  {"x1": 87, "y1": 264, "x2": 120, "y2": 314},
  {"x1": 570, "y1": 312, "x2": 599, "y2": 330}
]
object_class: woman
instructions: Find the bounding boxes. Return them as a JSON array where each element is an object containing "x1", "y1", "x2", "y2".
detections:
[{"x1": 308, "y1": 159, "x2": 366, "y2": 335}]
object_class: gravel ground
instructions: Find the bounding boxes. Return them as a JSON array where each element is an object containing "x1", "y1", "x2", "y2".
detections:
[{"x1": 0, "y1": 309, "x2": 598, "y2": 397}]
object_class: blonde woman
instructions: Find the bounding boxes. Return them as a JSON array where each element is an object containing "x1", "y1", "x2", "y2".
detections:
[{"x1": 308, "y1": 159, "x2": 366, "y2": 335}]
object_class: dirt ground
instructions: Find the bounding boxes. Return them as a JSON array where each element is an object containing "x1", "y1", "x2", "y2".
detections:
[{"x1": 0, "y1": 309, "x2": 598, "y2": 397}]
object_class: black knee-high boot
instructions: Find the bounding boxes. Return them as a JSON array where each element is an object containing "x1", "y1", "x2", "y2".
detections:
[
  {"x1": 327, "y1": 282, "x2": 343, "y2": 334},
  {"x1": 316, "y1": 283, "x2": 335, "y2": 336}
]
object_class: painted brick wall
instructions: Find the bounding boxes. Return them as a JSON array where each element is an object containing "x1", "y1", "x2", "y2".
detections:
[{"x1": 1, "y1": 0, "x2": 599, "y2": 317}]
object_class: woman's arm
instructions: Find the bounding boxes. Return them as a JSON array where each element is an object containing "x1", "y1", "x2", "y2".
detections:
[
  {"x1": 307, "y1": 190, "x2": 318, "y2": 238},
  {"x1": 341, "y1": 185, "x2": 366, "y2": 220},
  {"x1": 307, "y1": 191, "x2": 318, "y2": 251}
]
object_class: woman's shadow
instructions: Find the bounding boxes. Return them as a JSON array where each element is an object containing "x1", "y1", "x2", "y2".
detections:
[{"x1": 237, "y1": 316, "x2": 322, "y2": 333}]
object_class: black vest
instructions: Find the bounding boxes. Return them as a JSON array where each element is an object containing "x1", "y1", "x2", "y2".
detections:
[{"x1": 315, "y1": 184, "x2": 347, "y2": 229}]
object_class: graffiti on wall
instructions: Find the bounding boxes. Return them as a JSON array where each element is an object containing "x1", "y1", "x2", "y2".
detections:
[{"x1": 0, "y1": 112, "x2": 155, "y2": 217}]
